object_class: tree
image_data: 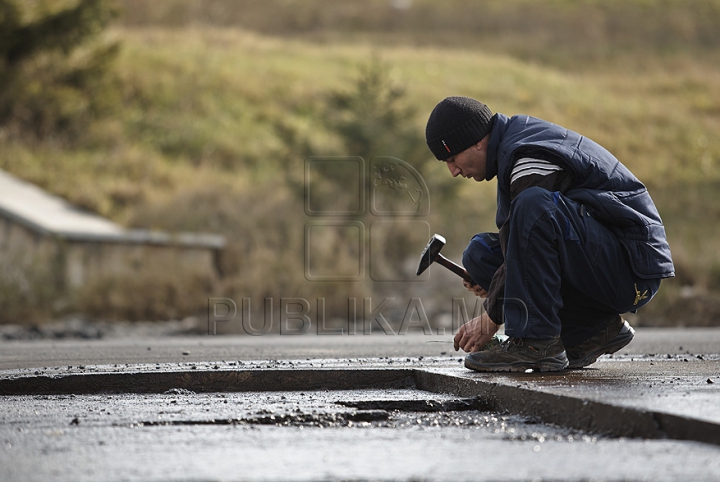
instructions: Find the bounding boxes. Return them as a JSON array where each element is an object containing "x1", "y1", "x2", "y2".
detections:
[
  {"x1": 0, "y1": 0, "x2": 119, "y2": 141},
  {"x1": 325, "y1": 57, "x2": 425, "y2": 162}
]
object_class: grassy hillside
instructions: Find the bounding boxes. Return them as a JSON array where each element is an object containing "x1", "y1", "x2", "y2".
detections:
[{"x1": 2, "y1": 0, "x2": 720, "y2": 326}]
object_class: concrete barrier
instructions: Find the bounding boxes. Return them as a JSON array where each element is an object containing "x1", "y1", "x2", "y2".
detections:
[{"x1": 0, "y1": 168, "x2": 225, "y2": 289}]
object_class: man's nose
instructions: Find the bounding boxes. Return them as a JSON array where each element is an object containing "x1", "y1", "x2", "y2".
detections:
[{"x1": 446, "y1": 162, "x2": 460, "y2": 177}]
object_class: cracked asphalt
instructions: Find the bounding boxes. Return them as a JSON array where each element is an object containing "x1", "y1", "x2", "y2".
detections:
[{"x1": 1, "y1": 329, "x2": 720, "y2": 481}]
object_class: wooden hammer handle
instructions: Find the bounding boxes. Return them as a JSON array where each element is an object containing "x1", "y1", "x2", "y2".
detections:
[{"x1": 435, "y1": 254, "x2": 475, "y2": 284}]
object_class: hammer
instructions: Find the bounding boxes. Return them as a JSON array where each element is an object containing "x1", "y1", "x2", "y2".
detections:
[{"x1": 416, "y1": 234, "x2": 475, "y2": 284}]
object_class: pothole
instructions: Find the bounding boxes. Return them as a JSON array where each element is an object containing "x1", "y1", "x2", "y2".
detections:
[
  {"x1": 123, "y1": 391, "x2": 489, "y2": 428},
  {"x1": 2, "y1": 388, "x2": 598, "y2": 443}
]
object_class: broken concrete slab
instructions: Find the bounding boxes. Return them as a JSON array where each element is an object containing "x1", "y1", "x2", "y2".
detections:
[
  {"x1": 5, "y1": 389, "x2": 719, "y2": 482},
  {"x1": 1, "y1": 329, "x2": 720, "y2": 481},
  {"x1": 1, "y1": 357, "x2": 719, "y2": 447}
]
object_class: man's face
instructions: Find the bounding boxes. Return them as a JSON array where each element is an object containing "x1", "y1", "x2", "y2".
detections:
[{"x1": 444, "y1": 136, "x2": 489, "y2": 182}]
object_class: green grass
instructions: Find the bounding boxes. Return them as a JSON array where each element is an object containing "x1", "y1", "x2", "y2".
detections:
[{"x1": 2, "y1": 0, "x2": 720, "y2": 324}]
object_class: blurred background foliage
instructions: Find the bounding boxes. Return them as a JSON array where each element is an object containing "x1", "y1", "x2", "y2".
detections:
[
  {"x1": 0, "y1": 0, "x2": 120, "y2": 142},
  {"x1": 1, "y1": 0, "x2": 720, "y2": 327}
]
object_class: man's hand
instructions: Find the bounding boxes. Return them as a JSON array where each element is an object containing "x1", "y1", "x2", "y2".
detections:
[
  {"x1": 454, "y1": 312, "x2": 499, "y2": 353},
  {"x1": 463, "y1": 280, "x2": 488, "y2": 298}
]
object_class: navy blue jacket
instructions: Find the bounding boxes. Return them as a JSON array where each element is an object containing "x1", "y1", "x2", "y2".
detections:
[{"x1": 486, "y1": 113, "x2": 674, "y2": 280}]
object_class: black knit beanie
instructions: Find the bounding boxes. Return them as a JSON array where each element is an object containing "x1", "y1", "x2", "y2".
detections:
[{"x1": 425, "y1": 97, "x2": 494, "y2": 160}]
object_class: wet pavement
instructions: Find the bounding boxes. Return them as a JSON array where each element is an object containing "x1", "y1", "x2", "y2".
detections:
[
  {"x1": 2, "y1": 384, "x2": 720, "y2": 481},
  {"x1": 1, "y1": 328, "x2": 720, "y2": 481},
  {"x1": 4, "y1": 395, "x2": 718, "y2": 482},
  {"x1": 2, "y1": 326, "x2": 719, "y2": 370}
]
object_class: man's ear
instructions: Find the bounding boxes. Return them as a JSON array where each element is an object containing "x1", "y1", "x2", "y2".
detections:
[{"x1": 476, "y1": 134, "x2": 490, "y2": 150}]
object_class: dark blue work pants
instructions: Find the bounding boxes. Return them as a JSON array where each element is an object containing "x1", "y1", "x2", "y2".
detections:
[{"x1": 462, "y1": 187, "x2": 660, "y2": 348}]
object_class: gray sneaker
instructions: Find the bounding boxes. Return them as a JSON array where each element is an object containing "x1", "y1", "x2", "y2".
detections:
[
  {"x1": 464, "y1": 336, "x2": 568, "y2": 372},
  {"x1": 566, "y1": 316, "x2": 635, "y2": 369}
]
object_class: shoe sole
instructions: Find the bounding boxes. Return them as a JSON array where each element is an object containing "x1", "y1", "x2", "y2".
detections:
[
  {"x1": 464, "y1": 354, "x2": 569, "y2": 372},
  {"x1": 567, "y1": 321, "x2": 635, "y2": 369}
]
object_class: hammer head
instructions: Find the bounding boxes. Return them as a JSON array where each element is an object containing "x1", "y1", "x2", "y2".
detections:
[{"x1": 416, "y1": 234, "x2": 446, "y2": 276}]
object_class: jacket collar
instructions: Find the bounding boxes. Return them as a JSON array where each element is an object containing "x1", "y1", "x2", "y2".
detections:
[{"x1": 485, "y1": 113, "x2": 509, "y2": 181}]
